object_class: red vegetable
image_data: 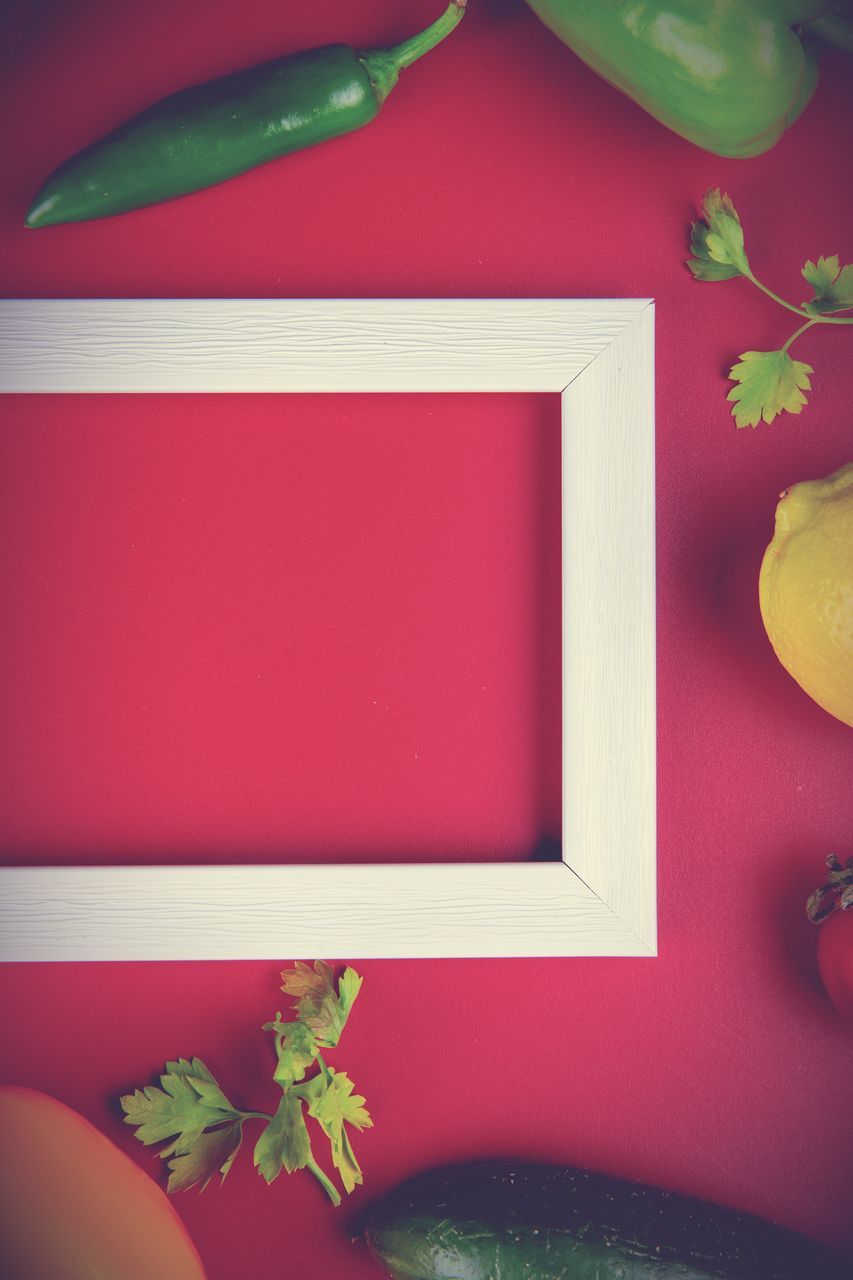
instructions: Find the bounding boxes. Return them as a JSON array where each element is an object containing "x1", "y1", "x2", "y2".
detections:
[
  {"x1": 817, "y1": 908, "x2": 853, "y2": 1022},
  {"x1": 0, "y1": 1086, "x2": 208, "y2": 1280},
  {"x1": 807, "y1": 854, "x2": 853, "y2": 1023}
]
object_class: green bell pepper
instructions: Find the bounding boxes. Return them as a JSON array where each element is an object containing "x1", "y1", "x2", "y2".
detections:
[{"x1": 523, "y1": 1, "x2": 849, "y2": 157}]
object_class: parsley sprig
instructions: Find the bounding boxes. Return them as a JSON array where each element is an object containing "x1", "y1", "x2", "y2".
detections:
[
  {"x1": 687, "y1": 189, "x2": 853, "y2": 428},
  {"x1": 120, "y1": 961, "x2": 370, "y2": 1205}
]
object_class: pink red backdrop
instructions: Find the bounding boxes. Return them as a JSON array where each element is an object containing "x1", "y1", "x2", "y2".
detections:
[{"x1": 1, "y1": 2, "x2": 851, "y2": 1276}]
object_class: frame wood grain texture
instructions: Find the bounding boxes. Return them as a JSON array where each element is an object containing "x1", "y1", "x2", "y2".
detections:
[{"x1": 0, "y1": 298, "x2": 656, "y2": 960}]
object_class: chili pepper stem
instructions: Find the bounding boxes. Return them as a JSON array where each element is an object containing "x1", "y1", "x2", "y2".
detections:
[
  {"x1": 392, "y1": 0, "x2": 467, "y2": 71},
  {"x1": 361, "y1": 1, "x2": 467, "y2": 105}
]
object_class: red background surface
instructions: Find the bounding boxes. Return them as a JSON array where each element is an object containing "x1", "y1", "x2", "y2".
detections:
[{"x1": 1, "y1": 1, "x2": 852, "y2": 1276}]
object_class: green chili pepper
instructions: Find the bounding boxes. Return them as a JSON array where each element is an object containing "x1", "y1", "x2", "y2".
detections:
[
  {"x1": 523, "y1": 0, "x2": 849, "y2": 158},
  {"x1": 25, "y1": 1, "x2": 466, "y2": 228}
]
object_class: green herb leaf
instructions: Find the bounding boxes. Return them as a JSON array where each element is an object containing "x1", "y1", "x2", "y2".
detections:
[
  {"x1": 726, "y1": 349, "x2": 813, "y2": 428},
  {"x1": 296, "y1": 1068, "x2": 372, "y2": 1194},
  {"x1": 164, "y1": 1120, "x2": 244, "y2": 1193},
  {"x1": 686, "y1": 255, "x2": 743, "y2": 282},
  {"x1": 253, "y1": 1093, "x2": 312, "y2": 1184},
  {"x1": 802, "y1": 255, "x2": 853, "y2": 314},
  {"x1": 802, "y1": 254, "x2": 841, "y2": 293},
  {"x1": 120, "y1": 962, "x2": 369, "y2": 1204},
  {"x1": 120, "y1": 1057, "x2": 240, "y2": 1148},
  {"x1": 280, "y1": 959, "x2": 364, "y2": 1048},
  {"x1": 687, "y1": 189, "x2": 751, "y2": 280},
  {"x1": 120, "y1": 1058, "x2": 246, "y2": 1192},
  {"x1": 268, "y1": 1018, "x2": 319, "y2": 1089},
  {"x1": 687, "y1": 188, "x2": 853, "y2": 427}
]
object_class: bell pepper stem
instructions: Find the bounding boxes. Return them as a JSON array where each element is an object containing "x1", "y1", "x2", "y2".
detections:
[{"x1": 802, "y1": 11, "x2": 853, "y2": 54}]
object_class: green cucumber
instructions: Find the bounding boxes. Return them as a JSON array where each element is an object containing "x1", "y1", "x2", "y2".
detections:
[{"x1": 358, "y1": 1161, "x2": 851, "y2": 1279}]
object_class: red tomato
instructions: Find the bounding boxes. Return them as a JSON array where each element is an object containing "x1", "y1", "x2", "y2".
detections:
[
  {"x1": 0, "y1": 1086, "x2": 208, "y2": 1280},
  {"x1": 817, "y1": 909, "x2": 853, "y2": 1023}
]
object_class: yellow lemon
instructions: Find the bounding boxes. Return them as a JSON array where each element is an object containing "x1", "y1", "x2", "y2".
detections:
[{"x1": 759, "y1": 461, "x2": 853, "y2": 727}]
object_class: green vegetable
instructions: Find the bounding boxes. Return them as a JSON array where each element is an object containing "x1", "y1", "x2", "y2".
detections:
[
  {"x1": 25, "y1": 2, "x2": 466, "y2": 228},
  {"x1": 120, "y1": 960, "x2": 370, "y2": 1205},
  {"x1": 359, "y1": 1160, "x2": 851, "y2": 1279},
  {"x1": 522, "y1": 1, "x2": 847, "y2": 158},
  {"x1": 687, "y1": 189, "x2": 853, "y2": 428}
]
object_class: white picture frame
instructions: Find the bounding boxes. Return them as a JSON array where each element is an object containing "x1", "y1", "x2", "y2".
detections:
[{"x1": 0, "y1": 298, "x2": 655, "y2": 960}]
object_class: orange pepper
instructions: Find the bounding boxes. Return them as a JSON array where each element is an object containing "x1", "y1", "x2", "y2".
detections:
[{"x1": 0, "y1": 1086, "x2": 207, "y2": 1280}]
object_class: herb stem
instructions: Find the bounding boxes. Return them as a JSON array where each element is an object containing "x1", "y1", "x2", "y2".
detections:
[
  {"x1": 783, "y1": 320, "x2": 820, "y2": 352},
  {"x1": 307, "y1": 1156, "x2": 342, "y2": 1205},
  {"x1": 747, "y1": 273, "x2": 809, "y2": 318},
  {"x1": 748, "y1": 273, "x2": 853, "y2": 325}
]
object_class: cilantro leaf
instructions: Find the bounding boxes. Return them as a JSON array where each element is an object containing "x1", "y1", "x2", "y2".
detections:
[
  {"x1": 726, "y1": 349, "x2": 813, "y2": 428},
  {"x1": 296, "y1": 1068, "x2": 372, "y2": 1194},
  {"x1": 687, "y1": 189, "x2": 751, "y2": 281},
  {"x1": 165, "y1": 1120, "x2": 244, "y2": 1193},
  {"x1": 253, "y1": 1093, "x2": 312, "y2": 1183},
  {"x1": 280, "y1": 960, "x2": 363, "y2": 1048},
  {"x1": 802, "y1": 255, "x2": 853, "y2": 315}
]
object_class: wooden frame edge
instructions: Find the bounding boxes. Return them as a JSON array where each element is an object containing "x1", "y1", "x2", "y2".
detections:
[{"x1": 0, "y1": 298, "x2": 656, "y2": 959}]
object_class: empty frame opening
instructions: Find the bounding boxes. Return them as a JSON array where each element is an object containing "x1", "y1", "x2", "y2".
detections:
[{"x1": 0, "y1": 391, "x2": 562, "y2": 866}]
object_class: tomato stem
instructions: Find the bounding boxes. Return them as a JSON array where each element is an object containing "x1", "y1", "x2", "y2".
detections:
[{"x1": 807, "y1": 854, "x2": 853, "y2": 923}]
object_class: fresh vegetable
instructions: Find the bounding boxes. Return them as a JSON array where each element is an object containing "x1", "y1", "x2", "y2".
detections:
[
  {"x1": 25, "y1": 2, "x2": 466, "y2": 228},
  {"x1": 808, "y1": 853, "x2": 853, "y2": 1021},
  {"x1": 522, "y1": 1, "x2": 848, "y2": 158},
  {"x1": 359, "y1": 1160, "x2": 851, "y2": 1279},
  {"x1": 0, "y1": 1085, "x2": 207, "y2": 1280},
  {"x1": 758, "y1": 462, "x2": 853, "y2": 726},
  {"x1": 121, "y1": 960, "x2": 371, "y2": 1205},
  {"x1": 687, "y1": 189, "x2": 853, "y2": 427}
]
